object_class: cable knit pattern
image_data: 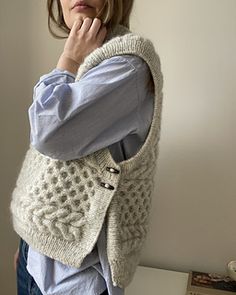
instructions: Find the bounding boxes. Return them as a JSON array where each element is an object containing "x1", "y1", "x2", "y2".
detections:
[{"x1": 9, "y1": 25, "x2": 164, "y2": 288}]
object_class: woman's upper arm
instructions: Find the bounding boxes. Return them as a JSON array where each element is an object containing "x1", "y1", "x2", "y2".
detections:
[{"x1": 28, "y1": 55, "x2": 142, "y2": 161}]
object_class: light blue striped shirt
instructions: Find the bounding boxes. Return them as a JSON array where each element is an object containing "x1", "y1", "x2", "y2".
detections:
[{"x1": 26, "y1": 55, "x2": 154, "y2": 295}]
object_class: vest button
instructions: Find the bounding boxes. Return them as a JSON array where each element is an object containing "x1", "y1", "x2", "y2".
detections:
[
  {"x1": 106, "y1": 167, "x2": 120, "y2": 174},
  {"x1": 100, "y1": 182, "x2": 115, "y2": 190}
]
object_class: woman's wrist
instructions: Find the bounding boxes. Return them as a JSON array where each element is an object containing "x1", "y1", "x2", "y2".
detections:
[{"x1": 56, "y1": 53, "x2": 81, "y2": 75}]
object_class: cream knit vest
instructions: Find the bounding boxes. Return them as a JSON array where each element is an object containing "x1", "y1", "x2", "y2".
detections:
[{"x1": 9, "y1": 25, "x2": 163, "y2": 288}]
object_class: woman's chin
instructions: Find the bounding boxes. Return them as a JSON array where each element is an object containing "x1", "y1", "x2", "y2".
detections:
[{"x1": 73, "y1": 13, "x2": 95, "y2": 22}]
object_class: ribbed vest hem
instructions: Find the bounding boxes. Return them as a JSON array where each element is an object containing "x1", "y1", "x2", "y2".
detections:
[
  {"x1": 12, "y1": 214, "x2": 99, "y2": 268},
  {"x1": 12, "y1": 212, "x2": 141, "y2": 288},
  {"x1": 107, "y1": 252, "x2": 142, "y2": 288}
]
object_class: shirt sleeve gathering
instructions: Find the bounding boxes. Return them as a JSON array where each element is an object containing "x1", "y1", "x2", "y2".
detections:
[{"x1": 28, "y1": 55, "x2": 142, "y2": 161}]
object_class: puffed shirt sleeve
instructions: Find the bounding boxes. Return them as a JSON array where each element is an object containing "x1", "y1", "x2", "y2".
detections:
[{"x1": 28, "y1": 55, "x2": 141, "y2": 161}]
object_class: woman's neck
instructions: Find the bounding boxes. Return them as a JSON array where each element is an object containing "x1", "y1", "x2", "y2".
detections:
[{"x1": 105, "y1": 24, "x2": 131, "y2": 42}]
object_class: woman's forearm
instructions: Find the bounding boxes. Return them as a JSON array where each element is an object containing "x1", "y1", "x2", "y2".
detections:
[{"x1": 56, "y1": 53, "x2": 80, "y2": 75}]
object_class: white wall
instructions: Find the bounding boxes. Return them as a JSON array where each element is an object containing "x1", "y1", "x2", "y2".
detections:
[
  {"x1": 28, "y1": 0, "x2": 66, "y2": 86},
  {"x1": 133, "y1": 0, "x2": 236, "y2": 272},
  {"x1": 131, "y1": 0, "x2": 236, "y2": 275},
  {"x1": 1, "y1": 0, "x2": 236, "y2": 293},
  {"x1": 0, "y1": 1, "x2": 30, "y2": 294}
]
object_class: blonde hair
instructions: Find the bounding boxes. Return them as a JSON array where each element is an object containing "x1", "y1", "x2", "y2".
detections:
[{"x1": 47, "y1": 0, "x2": 134, "y2": 39}]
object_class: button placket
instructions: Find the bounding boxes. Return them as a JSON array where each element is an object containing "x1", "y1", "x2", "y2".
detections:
[
  {"x1": 100, "y1": 167, "x2": 120, "y2": 190},
  {"x1": 106, "y1": 167, "x2": 120, "y2": 174},
  {"x1": 100, "y1": 182, "x2": 115, "y2": 190}
]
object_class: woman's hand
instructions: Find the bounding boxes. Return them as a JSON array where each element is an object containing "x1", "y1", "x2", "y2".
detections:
[
  {"x1": 56, "y1": 17, "x2": 107, "y2": 75},
  {"x1": 14, "y1": 247, "x2": 19, "y2": 272}
]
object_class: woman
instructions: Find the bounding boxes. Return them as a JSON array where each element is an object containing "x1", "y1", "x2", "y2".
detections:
[{"x1": 11, "y1": 0, "x2": 163, "y2": 294}]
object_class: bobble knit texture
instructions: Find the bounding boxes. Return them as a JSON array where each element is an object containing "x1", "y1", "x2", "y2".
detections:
[{"x1": 9, "y1": 25, "x2": 164, "y2": 288}]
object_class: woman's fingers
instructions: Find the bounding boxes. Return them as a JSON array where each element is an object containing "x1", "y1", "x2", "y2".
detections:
[
  {"x1": 71, "y1": 17, "x2": 106, "y2": 40},
  {"x1": 61, "y1": 17, "x2": 107, "y2": 68},
  {"x1": 89, "y1": 18, "x2": 102, "y2": 36},
  {"x1": 79, "y1": 17, "x2": 106, "y2": 39},
  {"x1": 71, "y1": 18, "x2": 83, "y2": 34},
  {"x1": 80, "y1": 17, "x2": 93, "y2": 33}
]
